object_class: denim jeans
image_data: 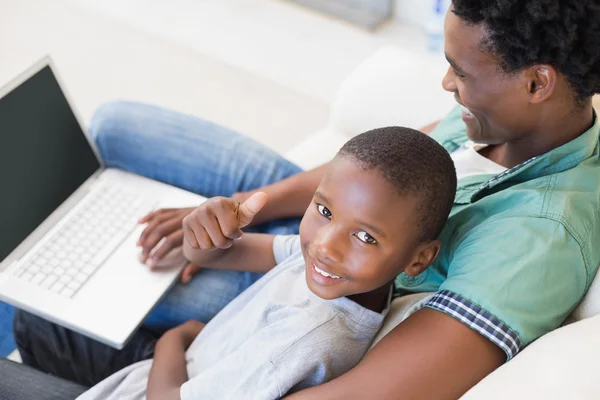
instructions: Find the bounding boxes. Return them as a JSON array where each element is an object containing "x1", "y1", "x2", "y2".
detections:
[
  {"x1": 14, "y1": 101, "x2": 304, "y2": 386},
  {"x1": 0, "y1": 302, "x2": 15, "y2": 357}
]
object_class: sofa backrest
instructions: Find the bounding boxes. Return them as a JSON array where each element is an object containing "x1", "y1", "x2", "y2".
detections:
[{"x1": 326, "y1": 46, "x2": 456, "y2": 137}]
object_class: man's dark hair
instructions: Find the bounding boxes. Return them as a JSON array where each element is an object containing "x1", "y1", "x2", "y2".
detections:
[
  {"x1": 338, "y1": 127, "x2": 457, "y2": 242},
  {"x1": 452, "y1": 0, "x2": 600, "y2": 102}
]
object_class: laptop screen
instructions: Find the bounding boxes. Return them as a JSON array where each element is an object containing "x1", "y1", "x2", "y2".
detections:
[{"x1": 0, "y1": 65, "x2": 101, "y2": 262}]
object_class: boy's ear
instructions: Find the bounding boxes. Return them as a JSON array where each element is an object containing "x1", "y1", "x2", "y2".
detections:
[{"x1": 404, "y1": 240, "x2": 441, "y2": 277}]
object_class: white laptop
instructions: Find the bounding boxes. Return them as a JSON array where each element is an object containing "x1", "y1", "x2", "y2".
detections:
[{"x1": 0, "y1": 57, "x2": 206, "y2": 349}]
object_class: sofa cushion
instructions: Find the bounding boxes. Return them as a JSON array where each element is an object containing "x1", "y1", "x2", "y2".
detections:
[{"x1": 460, "y1": 314, "x2": 600, "y2": 399}]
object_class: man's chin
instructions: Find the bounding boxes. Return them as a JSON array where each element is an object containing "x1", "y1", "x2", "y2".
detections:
[{"x1": 465, "y1": 121, "x2": 485, "y2": 143}]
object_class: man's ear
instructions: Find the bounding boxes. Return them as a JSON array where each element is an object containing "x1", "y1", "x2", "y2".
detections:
[
  {"x1": 404, "y1": 240, "x2": 441, "y2": 277},
  {"x1": 525, "y1": 65, "x2": 557, "y2": 104}
]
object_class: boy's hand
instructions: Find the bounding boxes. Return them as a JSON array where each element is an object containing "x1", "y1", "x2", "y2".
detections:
[
  {"x1": 161, "y1": 320, "x2": 206, "y2": 350},
  {"x1": 182, "y1": 192, "x2": 267, "y2": 251}
]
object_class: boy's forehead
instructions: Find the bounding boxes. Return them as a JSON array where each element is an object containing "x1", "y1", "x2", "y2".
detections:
[{"x1": 320, "y1": 158, "x2": 420, "y2": 229}]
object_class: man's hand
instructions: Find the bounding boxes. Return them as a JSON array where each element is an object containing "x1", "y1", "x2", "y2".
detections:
[
  {"x1": 138, "y1": 207, "x2": 195, "y2": 269},
  {"x1": 182, "y1": 192, "x2": 267, "y2": 251}
]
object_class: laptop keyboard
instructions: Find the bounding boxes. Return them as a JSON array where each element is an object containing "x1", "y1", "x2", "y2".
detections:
[{"x1": 14, "y1": 183, "x2": 149, "y2": 298}]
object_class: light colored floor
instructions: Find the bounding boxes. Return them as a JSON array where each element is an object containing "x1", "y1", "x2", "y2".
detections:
[
  {"x1": 0, "y1": 0, "x2": 447, "y2": 153},
  {"x1": 0, "y1": 0, "x2": 334, "y2": 153},
  {"x1": 70, "y1": 0, "x2": 447, "y2": 105}
]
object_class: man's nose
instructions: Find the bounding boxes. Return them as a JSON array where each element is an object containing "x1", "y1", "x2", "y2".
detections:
[{"x1": 442, "y1": 66, "x2": 457, "y2": 93}]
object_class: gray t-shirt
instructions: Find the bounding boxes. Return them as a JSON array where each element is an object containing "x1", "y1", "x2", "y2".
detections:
[{"x1": 78, "y1": 235, "x2": 389, "y2": 400}]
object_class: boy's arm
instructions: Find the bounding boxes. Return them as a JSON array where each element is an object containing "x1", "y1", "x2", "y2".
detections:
[
  {"x1": 182, "y1": 233, "x2": 276, "y2": 273},
  {"x1": 284, "y1": 308, "x2": 504, "y2": 400},
  {"x1": 147, "y1": 321, "x2": 205, "y2": 400},
  {"x1": 180, "y1": 193, "x2": 278, "y2": 275}
]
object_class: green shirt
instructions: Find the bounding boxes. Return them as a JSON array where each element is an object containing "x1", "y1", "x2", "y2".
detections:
[{"x1": 395, "y1": 106, "x2": 600, "y2": 359}]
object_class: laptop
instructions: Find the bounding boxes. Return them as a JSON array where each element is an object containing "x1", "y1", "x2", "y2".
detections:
[{"x1": 0, "y1": 57, "x2": 206, "y2": 349}]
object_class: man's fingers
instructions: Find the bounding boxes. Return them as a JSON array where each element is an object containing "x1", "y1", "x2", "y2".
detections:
[
  {"x1": 237, "y1": 192, "x2": 267, "y2": 227},
  {"x1": 137, "y1": 210, "x2": 176, "y2": 246},
  {"x1": 138, "y1": 208, "x2": 176, "y2": 225},
  {"x1": 147, "y1": 231, "x2": 185, "y2": 269},
  {"x1": 139, "y1": 219, "x2": 184, "y2": 261},
  {"x1": 138, "y1": 211, "x2": 154, "y2": 224},
  {"x1": 181, "y1": 263, "x2": 203, "y2": 284}
]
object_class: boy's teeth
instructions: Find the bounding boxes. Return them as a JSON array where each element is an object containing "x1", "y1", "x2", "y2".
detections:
[
  {"x1": 461, "y1": 106, "x2": 473, "y2": 116},
  {"x1": 313, "y1": 264, "x2": 341, "y2": 279}
]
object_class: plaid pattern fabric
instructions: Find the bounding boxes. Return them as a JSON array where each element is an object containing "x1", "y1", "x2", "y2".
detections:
[{"x1": 425, "y1": 290, "x2": 521, "y2": 360}]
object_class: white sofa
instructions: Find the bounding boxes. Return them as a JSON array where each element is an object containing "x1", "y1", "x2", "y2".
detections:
[{"x1": 283, "y1": 47, "x2": 600, "y2": 399}]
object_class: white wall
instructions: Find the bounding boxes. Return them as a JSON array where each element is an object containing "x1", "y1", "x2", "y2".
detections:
[{"x1": 395, "y1": 0, "x2": 451, "y2": 29}]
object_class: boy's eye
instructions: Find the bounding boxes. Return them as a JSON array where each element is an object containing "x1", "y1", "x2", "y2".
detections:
[
  {"x1": 317, "y1": 204, "x2": 332, "y2": 219},
  {"x1": 356, "y1": 231, "x2": 377, "y2": 244}
]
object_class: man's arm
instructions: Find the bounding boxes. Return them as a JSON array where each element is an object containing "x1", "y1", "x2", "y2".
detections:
[
  {"x1": 420, "y1": 120, "x2": 440, "y2": 135},
  {"x1": 285, "y1": 308, "x2": 504, "y2": 400}
]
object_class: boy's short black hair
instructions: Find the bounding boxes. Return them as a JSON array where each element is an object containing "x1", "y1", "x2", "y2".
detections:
[
  {"x1": 452, "y1": 0, "x2": 600, "y2": 102},
  {"x1": 338, "y1": 127, "x2": 456, "y2": 242}
]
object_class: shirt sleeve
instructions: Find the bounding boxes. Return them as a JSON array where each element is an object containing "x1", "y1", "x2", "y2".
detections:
[
  {"x1": 273, "y1": 235, "x2": 302, "y2": 264},
  {"x1": 425, "y1": 216, "x2": 588, "y2": 360}
]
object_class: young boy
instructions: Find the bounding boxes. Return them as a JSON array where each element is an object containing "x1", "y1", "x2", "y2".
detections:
[{"x1": 78, "y1": 126, "x2": 457, "y2": 400}]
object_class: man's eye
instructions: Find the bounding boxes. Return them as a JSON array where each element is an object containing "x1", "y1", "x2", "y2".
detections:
[
  {"x1": 317, "y1": 204, "x2": 332, "y2": 219},
  {"x1": 454, "y1": 69, "x2": 466, "y2": 79},
  {"x1": 356, "y1": 231, "x2": 377, "y2": 244}
]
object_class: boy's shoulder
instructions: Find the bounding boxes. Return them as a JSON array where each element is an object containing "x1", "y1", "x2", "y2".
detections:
[{"x1": 273, "y1": 234, "x2": 302, "y2": 265}]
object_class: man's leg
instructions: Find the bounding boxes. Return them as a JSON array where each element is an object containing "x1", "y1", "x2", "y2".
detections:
[
  {"x1": 89, "y1": 101, "x2": 303, "y2": 198},
  {"x1": 0, "y1": 358, "x2": 88, "y2": 400},
  {"x1": 0, "y1": 301, "x2": 15, "y2": 357},
  {"x1": 89, "y1": 101, "x2": 304, "y2": 327},
  {"x1": 14, "y1": 310, "x2": 158, "y2": 387}
]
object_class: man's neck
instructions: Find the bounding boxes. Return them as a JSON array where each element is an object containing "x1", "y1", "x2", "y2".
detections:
[
  {"x1": 347, "y1": 283, "x2": 392, "y2": 313},
  {"x1": 483, "y1": 103, "x2": 595, "y2": 169}
]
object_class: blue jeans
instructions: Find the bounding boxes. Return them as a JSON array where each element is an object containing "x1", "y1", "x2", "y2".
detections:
[
  {"x1": 14, "y1": 101, "x2": 304, "y2": 386},
  {"x1": 0, "y1": 302, "x2": 15, "y2": 357}
]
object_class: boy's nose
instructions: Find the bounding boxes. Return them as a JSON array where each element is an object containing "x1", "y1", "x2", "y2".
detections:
[{"x1": 313, "y1": 225, "x2": 344, "y2": 264}]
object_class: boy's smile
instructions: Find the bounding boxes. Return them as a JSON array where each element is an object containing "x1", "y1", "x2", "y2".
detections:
[{"x1": 299, "y1": 157, "x2": 437, "y2": 307}]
